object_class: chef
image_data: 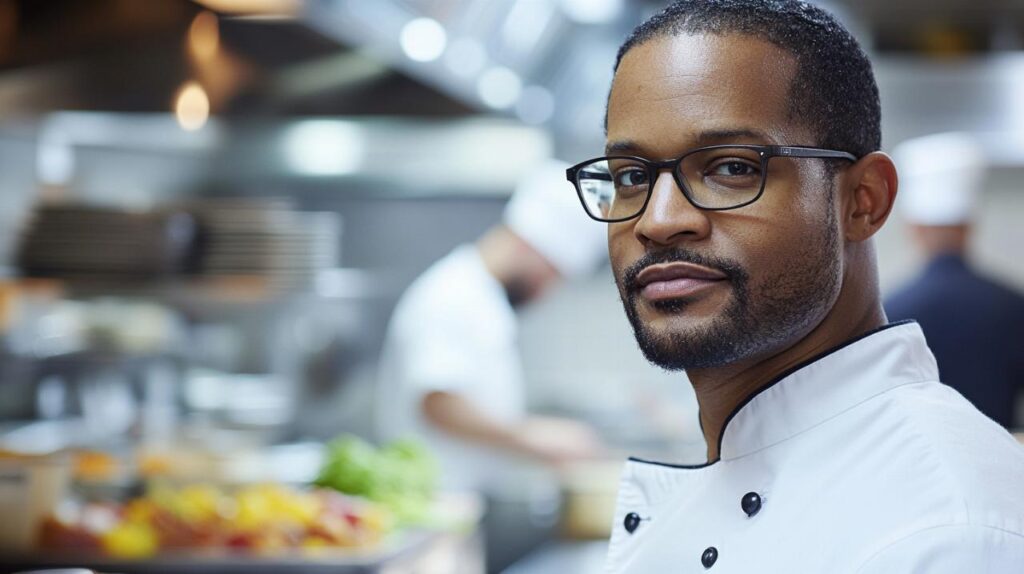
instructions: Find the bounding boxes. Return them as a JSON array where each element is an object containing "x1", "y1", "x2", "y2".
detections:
[
  {"x1": 375, "y1": 160, "x2": 608, "y2": 493},
  {"x1": 885, "y1": 132, "x2": 1024, "y2": 428},
  {"x1": 565, "y1": 0, "x2": 1024, "y2": 571}
]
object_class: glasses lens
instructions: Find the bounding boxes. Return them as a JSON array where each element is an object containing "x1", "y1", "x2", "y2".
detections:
[
  {"x1": 678, "y1": 147, "x2": 765, "y2": 209},
  {"x1": 575, "y1": 158, "x2": 649, "y2": 221}
]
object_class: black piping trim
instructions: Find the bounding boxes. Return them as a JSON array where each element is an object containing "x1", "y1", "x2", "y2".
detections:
[{"x1": 629, "y1": 320, "x2": 918, "y2": 470}]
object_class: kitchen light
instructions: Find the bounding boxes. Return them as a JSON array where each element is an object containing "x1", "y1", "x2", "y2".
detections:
[
  {"x1": 174, "y1": 81, "x2": 210, "y2": 131},
  {"x1": 502, "y1": 0, "x2": 554, "y2": 54},
  {"x1": 1007, "y1": 57, "x2": 1024, "y2": 135},
  {"x1": 400, "y1": 17, "x2": 447, "y2": 63},
  {"x1": 281, "y1": 120, "x2": 365, "y2": 176},
  {"x1": 191, "y1": 0, "x2": 299, "y2": 15},
  {"x1": 189, "y1": 11, "x2": 220, "y2": 60},
  {"x1": 516, "y1": 86, "x2": 555, "y2": 125},
  {"x1": 444, "y1": 37, "x2": 487, "y2": 78},
  {"x1": 558, "y1": 0, "x2": 623, "y2": 24},
  {"x1": 477, "y1": 67, "x2": 522, "y2": 110},
  {"x1": 37, "y1": 130, "x2": 75, "y2": 186}
]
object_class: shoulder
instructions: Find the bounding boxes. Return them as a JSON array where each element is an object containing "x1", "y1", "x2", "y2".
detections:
[
  {"x1": 854, "y1": 523, "x2": 1024, "y2": 573},
  {"x1": 885, "y1": 263, "x2": 1024, "y2": 318},
  {"x1": 950, "y1": 268, "x2": 1024, "y2": 320},
  {"x1": 883, "y1": 278, "x2": 934, "y2": 319},
  {"x1": 391, "y1": 246, "x2": 513, "y2": 333},
  {"x1": 849, "y1": 383, "x2": 1024, "y2": 571},
  {"x1": 889, "y1": 382, "x2": 1024, "y2": 507},
  {"x1": 827, "y1": 380, "x2": 1024, "y2": 527},
  {"x1": 976, "y1": 274, "x2": 1024, "y2": 312},
  {"x1": 873, "y1": 381, "x2": 1024, "y2": 525}
]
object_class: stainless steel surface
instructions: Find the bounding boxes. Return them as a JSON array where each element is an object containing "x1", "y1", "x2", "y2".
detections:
[
  {"x1": 502, "y1": 540, "x2": 609, "y2": 574},
  {"x1": 0, "y1": 529, "x2": 483, "y2": 574}
]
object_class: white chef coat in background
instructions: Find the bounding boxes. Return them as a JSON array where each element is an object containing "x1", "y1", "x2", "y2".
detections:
[
  {"x1": 375, "y1": 244, "x2": 527, "y2": 492},
  {"x1": 605, "y1": 321, "x2": 1024, "y2": 573}
]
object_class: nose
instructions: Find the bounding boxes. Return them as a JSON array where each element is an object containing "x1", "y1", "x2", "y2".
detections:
[{"x1": 632, "y1": 170, "x2": 712, "y2": 247}]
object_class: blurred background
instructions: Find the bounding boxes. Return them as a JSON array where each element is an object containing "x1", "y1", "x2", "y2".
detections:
[{"x1": 0, "y1": 1, "x2": 1022, "y2": 573}]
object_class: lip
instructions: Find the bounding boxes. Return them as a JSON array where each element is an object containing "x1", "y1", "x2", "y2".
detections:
[{"x1": 636, "y1": 262, "x2": 728, "y2": 301}]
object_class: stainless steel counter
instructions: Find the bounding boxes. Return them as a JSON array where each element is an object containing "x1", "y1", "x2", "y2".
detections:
[
  {"x1": 501, "y1": 540, "x2": 609, "y2": 574},
  {"x1": 1, "y1": 530, "x2": 485, "y2": 574}
]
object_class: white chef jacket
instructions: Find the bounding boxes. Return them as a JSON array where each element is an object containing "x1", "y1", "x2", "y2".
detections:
[
  {"x1": 606, "y1": 321, "x2": 1024, "y2": 573},
  {"x1": 376, "y1": 245, "x2": 527, "y2": 492}
]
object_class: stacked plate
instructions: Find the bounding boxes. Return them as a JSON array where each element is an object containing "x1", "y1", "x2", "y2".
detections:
[
  {"x1": 16, "y1": 205, "x2": 198, "y2": 281},
  {"x1": 187, "y1": 199, "x2": 340, "y2": 288},
  {"x1": 16, "y1": 201, "x2": 341, "y2": 289}
]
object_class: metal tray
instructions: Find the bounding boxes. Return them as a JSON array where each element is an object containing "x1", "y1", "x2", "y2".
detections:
[{"x1": 0, "y1": 531, "x2": 436, "y2": 574}]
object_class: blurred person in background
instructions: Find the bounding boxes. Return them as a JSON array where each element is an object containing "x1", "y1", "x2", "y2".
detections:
[
  {"x1": 886, "y1": 133, "x2": 1024, "y2": 428},
  {"x1": 375, "y1": 160, "x2": 609, "y2": 493}
]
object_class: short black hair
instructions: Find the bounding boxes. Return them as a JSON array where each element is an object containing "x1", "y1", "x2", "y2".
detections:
[{"x1": 611, "y1": 0, "x2": 881, "y2": 159}]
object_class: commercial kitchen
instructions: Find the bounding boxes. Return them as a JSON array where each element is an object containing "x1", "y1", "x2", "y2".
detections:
[{"x1": 1, "y1": 0, "x2": 1023, "y2": 572}]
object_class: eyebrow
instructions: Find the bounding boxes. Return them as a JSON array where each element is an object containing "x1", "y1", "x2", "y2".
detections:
[{"x1": 604, "y1": 128, "x2": 777, "y2": 156}]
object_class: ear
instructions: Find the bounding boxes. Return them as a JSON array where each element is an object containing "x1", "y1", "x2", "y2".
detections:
[{"x1": 840, "y1": 151, "x2": 898, "y2": 242}]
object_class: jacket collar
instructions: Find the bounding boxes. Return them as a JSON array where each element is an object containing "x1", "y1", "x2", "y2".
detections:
[
  {"x1": 716, "y1": 320, "x2": 937, "y2": 460},
  {"x1": 925, "y1": 253, "x2": 968, "y2": 274}
]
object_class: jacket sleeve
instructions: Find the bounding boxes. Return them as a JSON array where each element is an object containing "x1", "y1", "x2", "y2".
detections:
[{"x1": 854, "y1": 524, "x2": 1024, "y2": 573}]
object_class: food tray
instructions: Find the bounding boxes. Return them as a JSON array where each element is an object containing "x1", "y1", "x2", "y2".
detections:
[{"x1": 0, "y1": 530, "x2": 436, "y2": 574}]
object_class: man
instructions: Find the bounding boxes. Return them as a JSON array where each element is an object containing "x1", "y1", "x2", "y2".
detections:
[
  {"x1": 376, "y1": 160, "x2": 606, "y2": 493},
  {"x1": 886, "y1": 132, "x2": 1024, "y2": 428},
  {"x1": 564, "y1": 1, "x2": 1024, "y2": 571}
]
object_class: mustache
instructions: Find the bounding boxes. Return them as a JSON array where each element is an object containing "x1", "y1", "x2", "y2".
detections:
[{"x1": 621, "y1": 249, "x2": 748, "y2": 293}]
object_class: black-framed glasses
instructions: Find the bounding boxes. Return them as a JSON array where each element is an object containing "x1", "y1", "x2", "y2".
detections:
[{"x1": 565, "y1": 144, "x2": 858, "y2": 222}]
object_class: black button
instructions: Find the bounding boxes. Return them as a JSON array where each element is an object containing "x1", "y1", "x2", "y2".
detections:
[
  {"x1": 623, "y1": 512, "x2": 641, "y2": 533},
  {"x1": 741, "y1": 492, "x2": 762, "y2": 517},
  {"x1": 701, "y1": 546, "x2": 718, "y2": 568}
]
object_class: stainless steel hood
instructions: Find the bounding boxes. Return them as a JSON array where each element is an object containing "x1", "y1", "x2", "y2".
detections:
[{"x1": 2, "y1": 0, "x2": 1024, "y2": 168}]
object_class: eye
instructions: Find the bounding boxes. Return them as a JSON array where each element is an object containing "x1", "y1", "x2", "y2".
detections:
[
  {"x1": 614, "y1": 168, "x2": 649, "y2": 187},
  {"x1": 708, "y1": 160, "x2": 759, "y2": 177}
]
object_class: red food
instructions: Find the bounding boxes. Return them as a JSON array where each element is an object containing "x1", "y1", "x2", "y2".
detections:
[{"x1": 37, "y1": 516, "x2": 102, "y2": 552}]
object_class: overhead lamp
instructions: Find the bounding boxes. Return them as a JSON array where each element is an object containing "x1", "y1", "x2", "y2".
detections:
[
  {"x1": 191, "y1": 0, "x2": 300, "y2": 16},
  {"x1": 503, "y1": 0, "x2": 554, "y2": 53},
  {"x1": 516, "y1": 86, "x2": 555, "y2": 125},
  {"x1": 1008, "y1": 57, "x2": 1024, "y2": 135},
  {"x1": 445, "y1": 37, "x2": 487, "y2": 77},
  {"x1": 558, "y1": 0, "x2": 623, "y2": 24},
  {"x1": 400, "y1": 17, "x2": 447, "y2": 62},
  {"x1": 189, "y1": 11, "x2": 220, "y2": 60},
  {"x1": 282, "y1": 120, "x2": 365, "y2": 176},
  {"x1": 478, "y1": 67, "x2": 522, "y2": 110},
  {"x1": 174, "y1": 81, "x2": 210, "y2": 131},
  {"x1": 37, "y1": 131, "x2": 75, "y2": 186}
]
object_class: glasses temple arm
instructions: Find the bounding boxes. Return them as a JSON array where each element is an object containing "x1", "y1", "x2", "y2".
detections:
[{"x1": 773, "y1": 147, "x2": 858, "y2": 161}]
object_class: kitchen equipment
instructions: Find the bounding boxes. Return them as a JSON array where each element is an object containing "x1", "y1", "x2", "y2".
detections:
[
  {"x1": 558, "y1": 460, "x2": 623, "y2": 540},
  {"x1": 16, "y1": 206, "x2": 198, "y2": 281},
  {"x1": 0, "y1": 451, "x2": 71, "y2": 553},
  {"x1": 186, "y1": 199, "x2": 340, "y2": 289}
]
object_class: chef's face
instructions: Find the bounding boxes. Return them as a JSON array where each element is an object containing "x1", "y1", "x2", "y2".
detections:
[{"x1": 607, "y1": 33, "x2": 843, "y2": 370}]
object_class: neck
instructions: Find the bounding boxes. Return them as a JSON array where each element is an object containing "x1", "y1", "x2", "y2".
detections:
[
  {"x1": 687, "y1": 272, "x2": 886, "y2": 462},
  {"x1": 912, "y1": 224, "x2": 970, "y2": 258},
  {"x1": 477, "y1": 226, "x2": 517, "y2": 286},
  {"x1": 477, "y1": 226, "x2": 561, "y2": 305}
]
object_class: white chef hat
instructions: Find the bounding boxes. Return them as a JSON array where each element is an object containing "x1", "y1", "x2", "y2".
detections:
[
  {"x1": 503, "y1": 159, "x2": 609, "y2": 277},
  {"x1": 893, "y1": 132, "x2": 986, "y2": 226}
]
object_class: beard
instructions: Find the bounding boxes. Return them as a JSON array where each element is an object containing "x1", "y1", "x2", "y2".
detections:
[{"x1": 617, "y1": 213, "x2": 841, "y2": 371}]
